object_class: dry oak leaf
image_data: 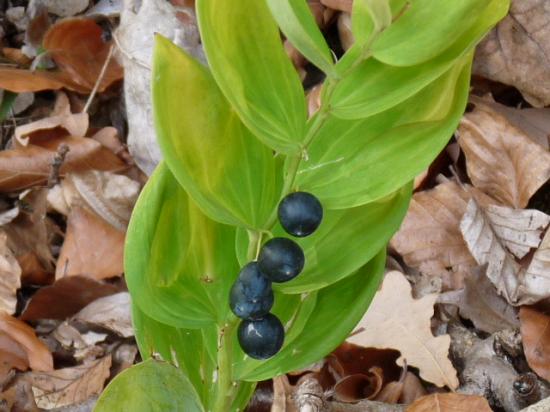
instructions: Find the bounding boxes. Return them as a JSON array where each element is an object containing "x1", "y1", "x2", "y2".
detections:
[
  {"x1": 460, "y1": 199, "x2": 550, "y2": 305},
  {"x1": 74, "y1": 292, "x2": 133, "y2": 338},
  {"x1": 347, "y1": 271, "x2": 459, "y2": 389},
  {"x1": 457, "y1": 103, "x2": 550, "y2": 209},
  {"x1": 390, "y1": 181, "x2": 491, "y2": 289},
  {"x1": 0, "y1": 231, "x2": 21, "y2": 315},
  {"x1": 406, "y1": 393, "x2": 492, "y2": 412},
  {"x1": 473, "y1": 0, "x2": 550, "y2": 107},
  {"x1": 521, "y1": 228, "x2": 550, "y2": 303},
  {"x1": 56, "y1": 206, "x2": 124, "y2": 280},
  {"x1": 28, "y1": 355, "x2": 111, "y2": 410},
  {"x1": 519, "y1": 306, "x2": 550, "y2": 382},
  {"x1": 0, "y1": 18, "x2": 122, "y2": 94},
  {"x1": 0, "y1": 313, "x2": 53, "y2": 374}
]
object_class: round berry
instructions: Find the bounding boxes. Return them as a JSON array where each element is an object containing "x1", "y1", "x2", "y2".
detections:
[
  {"x1": 238, "y1": 314, "x2": 284, "y2": 360},
  {"x1": 229, "y1": 262, "x2": 274, "y2": 319},
  {"x1": 278, "y1": 192, "x2": 323, "y2": 237},
  {"x1": 258, "y1": 237, "x2": 304, "y2": 283}
]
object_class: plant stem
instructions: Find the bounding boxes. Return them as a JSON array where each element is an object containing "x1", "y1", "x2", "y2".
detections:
[{"x1": 213, "y1": 320, "x2": 238, "y2": 412}]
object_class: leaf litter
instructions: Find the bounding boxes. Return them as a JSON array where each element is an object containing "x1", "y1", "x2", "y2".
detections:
[{"x1": 0, "y1": 0, "x2": 550, "y2": 411}]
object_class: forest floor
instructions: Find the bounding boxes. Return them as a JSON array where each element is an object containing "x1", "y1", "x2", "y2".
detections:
[{"x1": 0, "y1": 0, "x2": 549, "y2": 411}]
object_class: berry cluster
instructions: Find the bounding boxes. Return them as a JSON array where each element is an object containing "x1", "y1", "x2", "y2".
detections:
[{"x1": 230, "y1": 192, "x2": 323, "y2": 360}]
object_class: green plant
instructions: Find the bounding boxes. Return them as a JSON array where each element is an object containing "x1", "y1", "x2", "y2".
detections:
[{"x1": 95, "y1": 0, "x2": 509, "y2": 410}]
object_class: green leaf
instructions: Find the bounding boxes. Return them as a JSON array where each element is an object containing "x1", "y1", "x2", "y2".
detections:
[
  {"x1": 276, "y1": 183, "x2": 411, "y2": 293},
  {"x1": 297, "y1": 55, "x2": 472, "y2": 209},
  {"x1": 125, "y1": 163, "x2": 238, "y2": 329},
  {"x1": 352, "y1": 0, "x2": 392, "y2": 43},
  {"x1": 266, "y1": 0, "x2": 334, "y2": 75},
  {"x1": 371, "y1": 0, "x2": 497, "y2": 66},
  {"x1": 235, "y1": 249, "x2": 386, "y2": 381},
  {"x1": 0, "y1": 91, "x2": 17, "y2": 122},
  {"x1": 196, "y1": 0, "x2": 308, "y2": 154},
  {"x1": 152, "y1": 35, "x2": 282, "y2": 229},
  {"x1": 332, "y1": 0, "x2": 508, "y2": 119},
  {"x1": 94, "y1": 359, "x2": 204, "y2": 412}
]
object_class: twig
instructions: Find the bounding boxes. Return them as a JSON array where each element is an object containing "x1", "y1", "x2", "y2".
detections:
[
  {"x1": 112, "y1": 31, "x2": 152, "y2": 71},
  {"x1": 47, "y1": 144, "x2": 70, "y2": 188},
  {"x1": 82, "y1": 44, "x2": 115, "y2": 113}
]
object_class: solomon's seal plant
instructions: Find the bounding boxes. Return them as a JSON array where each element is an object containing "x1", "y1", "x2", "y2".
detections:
[{"x1": 95, "y1": 0, "x2": 509, "y2": 411}]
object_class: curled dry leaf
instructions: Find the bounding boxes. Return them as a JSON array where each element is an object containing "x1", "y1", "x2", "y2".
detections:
[
  {"x1": 460, "y1": 199, "x2": 550, "y2": 305},
  {"x1": 0, "y1": 18, "x2": 122, "y2": 93},
  {"x1": 74, "y1": 292, "x2": 133, "y2": 338},
  {"x1": 390, "y1": 181, "x2": 482, "y2": 290},
  {"x1": 348, "y1": 271, "x2": 459, "y2": 389},
  {"x1": 56, "y1": 207, "x2": 125, "y2": 280},
  {"x1": 522, "y1": 229, "x2": 550, "y2": 302},
  {"x1": 0, "y1": 135, "x2": 127, "y2": 192},
  {"x1": 20, "y1": 276, "x2": 118, "y2": 321},
  {"x1": 334, "y1": 368, "x2": 384, "y2": 403},
  {"x1": 0, "y1": 313, "x2": 53, "y2": 374},
  {"x1": 0, "y1": 231, "x2": 21, "y2": 315},
  {"x1": 406, "y1": 393, "x2": 492, "y2": 412},
  {"x1": 473, "y1": 0, "x2": 550, "y2": 107},
  {"x1": 375, "y1": 372, "x2": 426, "y2": 404},
  {"x1": 28, "y1": 355, "x2": 111, "y2": 409},
  {"x1": 439, "y1": 265, "x2": 519, "y2": 334},
  {"x1": 519, "y1": 307, "x2": 550, "y2": 382},
  {"x1": 457, "y1": 103, "x2": 550, "y2": 208}
]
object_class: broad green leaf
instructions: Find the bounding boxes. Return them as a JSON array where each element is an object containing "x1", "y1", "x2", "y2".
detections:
[
  {"x1": 196, "y1": 0, "x2": 307, "y2": 154},
  {"x1": 331, "y1": 0, "x2": 508, "y2": 119},
  {"x1": 125, "y1": 163, "x2": 238, "y2": 329},
  {"x1": 94, "y1": 359, "x2": 204, "y2": 412},
  {"x1": 297, "y1": 55, "x2": 472, "y2": 209},
  {"x1": 153, "y1": 35, "x2": 282, "y2": 229},
  {"x1": 266, "y1": 0, "x2": 334, "y2": 75},
  {"x1": 352, "y1": 0, "x2": 392, "y2": 43},
  {"x1": 371, "y1": 0, "x2": 495, "y2": 66},
  {"x1": 235, "y1": 249, "x2": 386, "y2": 381}
]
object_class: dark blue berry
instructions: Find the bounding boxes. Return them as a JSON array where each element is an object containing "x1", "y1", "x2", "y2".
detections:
[
  {"x1": 229, "y1": 262, "x2": 274, "y2": 319},
  {"x1": 258, "y1": 237, "x2": 304, "y2": 283},
  {"x1": 278, "y1": 192, "x2": 323, "y2": 237},
  {"x1": 238, "y1": 313, "x2": 284, "y2": 360}
]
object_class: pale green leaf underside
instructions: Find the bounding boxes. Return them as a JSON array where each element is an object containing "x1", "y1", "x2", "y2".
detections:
[
  {"x1": 197, "y1": 0, "x2": 307, "y2": 155},
  {"x1": 94, "y1": 359, "x2": 204, "y2": 412},
  {"x1": 266, "y1": 0, "x2": 334, "y2": 75},
  {"x1": 152, "y1": 35, "x2": 282, "y2": 229}
]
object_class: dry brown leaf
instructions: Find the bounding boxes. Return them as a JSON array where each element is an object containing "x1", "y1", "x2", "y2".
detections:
[
  {"x1": 320, "y1": 0, "x2": 351, "y2": 12},
  {"x1": 460, "y1": 199, "x2": 550, "y2": 304},
  {"x1": 56, "y1": 206, "x2": 125, "y2": 280},
  {"x1": 519, "y1": 306, "x2": 550, "y2": 382},
  {"x1": 390, "y1": 181, "x2": 479, "y2": 288},
  {"x1": 0, "y1": 231, "x2": 21, "y2": 315},
  {"x1": 15, "y1": 93, "x2": 88, "y2": 145},
  {"x1": 0, "y1": 313, "x2": 53, "y2": 373},
  {"x1": 406, "y1": 393, "x2": 492, "y2": 412},
  {"x1": 28, "y1": 355, "x2": 111, "y2": 409},
  {"x1": 333, "y1": 368, "x2": 384, "y2": 402},
  {"x1": 0, "y1": 69, "x2": 87, "y2": 93},
  {"x1": 521, "y1": 229, "x2": 550, "y2": 302},
  {"x1": 20, "y1": 276, "x2": 119, "y2": 321},
  {"x1": 348, "y1": 271, "x2": 459, "y2": 389},
  {"x1": 439, "y1": 266, "x2": 519, "y2": 334},
  {"x1": 457, "y1": 103, "x2": 550, "y2": 208},
  {"x1": 473, "y1": 0, "x2": 550, "y2": 107},
  {"x1": 74, "y1": 292, "x2": 132, "y2": 337},
  {"x1": 337, "y1": 12, "x2": 353, "y2": 51}
]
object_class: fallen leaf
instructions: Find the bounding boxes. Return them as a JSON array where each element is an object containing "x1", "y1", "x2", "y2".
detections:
[
  {"x1": 348, "y1": 271, "x2": 459, "y2": 389},
  {"x1": 0, "y1": 231, "x2": 21, "y2": 315},
  {"x1": 460, "y1": 199, "x2": 550, "y2": 304},
  {"x1": 521, "y1": 229, "x2": 550, "y2": 302},
  {"x1": 320, "y1": 0, "x2": 351, "y2": 12},
  {"x1": 457, "y1": 103, "x2": 550, "y2": 208},
  {"x1": 0, "y1": 313, "x2": 53, "y2": 373},
  {"x1": 42, "y1": 0, "x2": 90, "y2": 17},
  {"x1": 74, "y1": 292, "x2": 132, "y2": 337},
  {"x1": 390, "y1": 181, "x2": 481, "y2": 289},
  {"x1": 56, "y1": 207, "x2": 125, "y2": 280},
  {"x1": 0, "y1": 378, "x2": 40, "y2": 412},
  {"x1": 406, "y1": 393, "x2": 492, "y2": 412},
  {"x1": 333, "y1": 368, "x2": 384, "y2": 402},
  {"x1": 20, "y1": 276, "x2": 119, "y2": 321},
  {"x1": 473, "y1": 0, "x2": 550, "y2": 107},
  {"x1": 439, "y1": 266, "x2": 519, "y2": 334},
  {"x1": 68, "y1": 171, "x2": 140, "y2": 231},
  {"x1": 519, "y1": 306, "x2": 550, "y2": 381},
  {"x1": 0, "y1": 18, "x2": 122, "y2": 94},
  {"x1": 28, "y1": 355, "x2": 111, "y2": 409}
]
